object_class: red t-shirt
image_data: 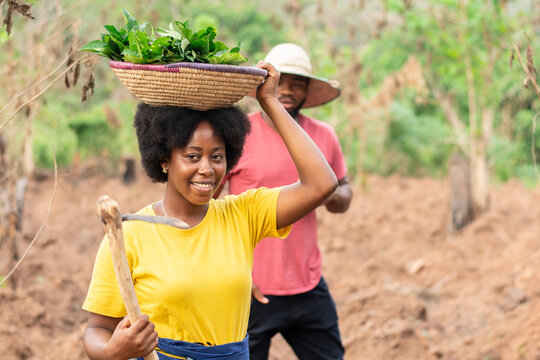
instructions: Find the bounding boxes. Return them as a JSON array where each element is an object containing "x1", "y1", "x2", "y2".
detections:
[{"x1": 224, "y1": 112, "x2": 348, "y2": 295}]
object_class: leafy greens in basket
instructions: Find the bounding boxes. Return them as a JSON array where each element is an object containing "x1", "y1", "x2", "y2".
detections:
[{"x1": 80, "y1": 10, "x2": 248, "y2": 65}]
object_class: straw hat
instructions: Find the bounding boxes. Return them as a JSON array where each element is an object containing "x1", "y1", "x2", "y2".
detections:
[{"x1": 250, "y1": 43, "x2": 340, "y2": 108}]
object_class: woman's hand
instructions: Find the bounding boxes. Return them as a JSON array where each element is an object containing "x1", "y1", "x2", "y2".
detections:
[
  {"x1": 255, "y1": 61, "x2": 280, "y2": 106},
  {"x1": 84, "y1": 312, "x2": 158, "y2": 360},
  {"x1": 108, "y1": 315, "x2": 159, "y2": 359}
]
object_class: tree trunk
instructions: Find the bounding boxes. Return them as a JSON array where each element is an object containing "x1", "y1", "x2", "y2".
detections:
[
  {"x1": 447, "y1": 153, "x2": 474, "y2": 233},
  {"x1": 7, "y1": 210, "x2": 19, "y2": 289},
  {"x1": 0, "y1": 133, "x2": 8, "y2": 242},
  {"x1": 122, "y1": 155, "x2": 137, "y2": 185},
  {"x1": 470, "y1": 142, "x2": 489, "y2": 216},
  {"x1": 469, "y1": 108, "x2": 493, "y2": 216},
  {"x1": 22, "y1": 107, "x2": 35, "y2": 177},
  {"x1": 0, "y1": 133, "x2": 17, "y2": 289},
  {"x1": 458, "y1": 1, "x2": 491, "y2": 220}
]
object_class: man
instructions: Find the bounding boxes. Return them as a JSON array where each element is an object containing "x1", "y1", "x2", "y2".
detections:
[{"x1": 221, "y1": 43, "x2": 352, "y2": 359}]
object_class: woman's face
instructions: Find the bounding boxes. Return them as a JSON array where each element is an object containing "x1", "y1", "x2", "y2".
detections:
[{"x1": 164, "y1": 121, "x2": 226, "y2": 205}]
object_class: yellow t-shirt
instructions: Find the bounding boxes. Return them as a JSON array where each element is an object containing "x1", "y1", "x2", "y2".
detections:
[{"x1": 83, "y1": 187, "x2": 290, "y2": 345}]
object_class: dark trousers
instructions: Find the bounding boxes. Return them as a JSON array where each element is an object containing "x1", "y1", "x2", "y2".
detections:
[{"x1": 248, "y1": 277, "x2": 344, "y2": 360}]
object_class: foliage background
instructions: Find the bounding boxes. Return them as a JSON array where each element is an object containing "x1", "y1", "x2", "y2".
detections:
[{"x1": 1, "y1": 0, "x2": 539, "y2": 185}]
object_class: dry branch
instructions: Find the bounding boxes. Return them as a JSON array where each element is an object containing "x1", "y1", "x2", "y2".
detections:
[
  {"x1": 0, "y1": 147, "x2": 57, "y2": 288},
  {"x1": 428, "y1": 80, "x2": 469, "y2": 154},
  {"x1": 0, "y1": 54, "x2": 93, "y2": 131},
  {"x1": 0, "y1": 54, "x2": 70, "y2": 115},
  {"x1": 1, "y1": 0, "x2": 34, "y2": 35},
  {"x1": 360, "y1": 56, "x2": 427, "y2": 113},
  {"x1": 514, "y1": 44, "x2": 540, "y2": 101}
]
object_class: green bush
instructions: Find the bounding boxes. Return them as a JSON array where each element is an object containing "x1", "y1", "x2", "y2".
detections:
[
  {"x1": 34, "y1": 97, "x2": 137, "y2": 171},
  {"x1": 385, "y1": 101, "x2": 453, "y2": 177},
  {"x1": 34, "y1": 104, "x2": 78, "y2": 167}
]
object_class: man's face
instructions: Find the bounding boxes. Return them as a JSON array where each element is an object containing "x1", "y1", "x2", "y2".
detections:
[{"x1": 277, "y1": 73, "x2": 309, "y2": 117}]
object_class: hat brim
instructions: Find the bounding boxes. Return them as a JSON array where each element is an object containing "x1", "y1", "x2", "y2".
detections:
[{"x1": 248, "y1": 71, "x2": 340, "y2": 108}]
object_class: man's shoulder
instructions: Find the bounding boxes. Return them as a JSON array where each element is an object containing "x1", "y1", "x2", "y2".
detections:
[
  {"x1": 247, "y1": 111, "x2": 263, "y2": 121},
  {"x1": 246, "y1": 111, "x2": 271, "y2": 137},
  {"x1": 299, "y1": 114, "x2": 336, "y2": 135}
]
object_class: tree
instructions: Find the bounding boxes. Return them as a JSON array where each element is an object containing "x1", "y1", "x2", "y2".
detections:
[
  {"x1": 0, "y1": 0, "x2": 92, "y2": 287},
  {"x1": 374, "y1": 0, "x2": 538, "y2": 227}
]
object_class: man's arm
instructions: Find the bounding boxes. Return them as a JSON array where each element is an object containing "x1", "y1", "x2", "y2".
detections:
[
  {"x1": 213, "y1": 180, "x2": 227, "y2": 199},
  {"x1": 213, "y1": 172, "x2": 232, "y2": 199},
  {"x1": 324, "y1": 175, "x2": 352, "y2": 213}
]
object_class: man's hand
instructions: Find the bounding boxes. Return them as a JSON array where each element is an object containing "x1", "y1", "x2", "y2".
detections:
[{"x1": 252, "y1": 282, "x2": 269, "y2": 304}]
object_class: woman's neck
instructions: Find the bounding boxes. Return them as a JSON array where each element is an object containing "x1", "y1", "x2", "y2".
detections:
[{"x1": 160, "y1": 191, "x2": 210, "y2": 227}]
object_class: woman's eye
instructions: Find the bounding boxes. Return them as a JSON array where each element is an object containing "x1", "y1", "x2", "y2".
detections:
[
  {"x1": 212, "y1": 154, "x2": 224, "y2": 161},
  {"x1": 186, "y1": 154, "x2": 200, "y2": 161}
]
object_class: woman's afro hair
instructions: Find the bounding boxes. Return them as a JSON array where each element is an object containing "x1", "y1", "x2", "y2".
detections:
[{"x1": 133, "y1": 103, "x2": 251, "y2": 183}]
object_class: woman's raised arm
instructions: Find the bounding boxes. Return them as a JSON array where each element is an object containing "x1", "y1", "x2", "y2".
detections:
[{"x1": 255, "y1": 61, "x2": 337, "y2": 229}]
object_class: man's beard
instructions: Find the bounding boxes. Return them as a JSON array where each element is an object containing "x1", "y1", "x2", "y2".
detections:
[{"x1": 283, "y1": 98, "x2": 306, "y2": 120}]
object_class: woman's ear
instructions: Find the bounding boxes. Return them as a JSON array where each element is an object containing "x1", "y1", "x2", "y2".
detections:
[{"x1": 161, "y1": 161, "x2": 168, "y2": 174}]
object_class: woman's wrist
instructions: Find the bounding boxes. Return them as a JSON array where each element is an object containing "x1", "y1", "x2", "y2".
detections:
[{"x1": 259, "y1": 97, "x2": 282, "y2": 115}]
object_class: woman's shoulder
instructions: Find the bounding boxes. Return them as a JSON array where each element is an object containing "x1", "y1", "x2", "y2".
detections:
[
  {"x1": 214, "y1": 188, "x2": 281, "y2": 211},
  {"x1": 120, "y1": 203, "x2": 156, "y2": 233},
  {"x1": 226, "y1": 187, "x2": 279, "y2": 200},
  {"x1": 136, "y1": 203, "x2": 156, "y2": 215}
]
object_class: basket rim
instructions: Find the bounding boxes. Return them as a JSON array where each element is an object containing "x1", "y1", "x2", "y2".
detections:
[{"x1": 109, "y1": 60, "x2": 268, "y2": 77}]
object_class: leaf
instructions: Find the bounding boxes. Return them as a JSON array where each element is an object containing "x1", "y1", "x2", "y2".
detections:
[
  {"x1": 80, "y1": 40, "x2": 111, "y2": 56},
  {"x1": 147, "y1": 37, "x2": 169, "y2": 62},
  {"x1": 230, "y1": 41, "x2": 243, "y2": 53},
  {"x1": 185, "y1": 50, "x2": 196, "y2": 62},
  {"x1": 210, "y1": 52, "x2": 248, "y2": 65},
  {"x1": 180, "y1": 38, "x2": 190, "y2": 52},
  {"x1": 122, "y1": 48, "x2": 146, "y2": 64},
  {"x1": 103, "y1": 34, "x2": 122, "y2": 56},
  {"x1": 138, "y1": 21, "x2": 150, "y2": 33},
  {"x1": 172, "y1": 20, "x2": 194, "y2": 41},
  {"x1": 152, "y1": 36, "x2": 171, "y2": 48},
  {"x1": 127, "y1": 31, "x2": 142, "y2": 56},
  {"x1": 82, "y1": 12, "x2": 248, "y2": 65},
  {"x1": 103, "y1": 25, "x2": 124, "y2": 41},
  {"x1": 123, "y1": 9, "x2": 138, "y2": 32},
  {"x1": 213, "y1": 41, "x2": 228, "y2": 52},
  {"x1": 162, "y1": 48, "x2": 185, "y2": 63},
  {"x1": 157, "y1": 28, "x2": 182, "y2": 39}
]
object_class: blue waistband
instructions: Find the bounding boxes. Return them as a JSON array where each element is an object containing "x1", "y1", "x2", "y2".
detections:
[{"x1": 138, "y1": 335, "x2": 249, "y2": 360}]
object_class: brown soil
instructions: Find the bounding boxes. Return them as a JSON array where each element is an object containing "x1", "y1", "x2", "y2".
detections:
[{"x1": 1, "y1": 169, "x2": 540, "y2": 360}]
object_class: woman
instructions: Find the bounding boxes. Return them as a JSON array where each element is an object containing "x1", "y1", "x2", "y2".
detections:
[{"x1": 82, "y1": 62, "x2": 337, "y2": 360}]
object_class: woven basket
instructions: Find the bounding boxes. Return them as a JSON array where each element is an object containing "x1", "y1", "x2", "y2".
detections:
[{"x1": 109, "y1": 61, "x2": 267, "y2": 110}]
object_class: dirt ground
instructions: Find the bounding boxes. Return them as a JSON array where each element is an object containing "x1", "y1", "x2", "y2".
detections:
[{"x1": 1, "y1": 168, "x2": 540, "y2": 360}]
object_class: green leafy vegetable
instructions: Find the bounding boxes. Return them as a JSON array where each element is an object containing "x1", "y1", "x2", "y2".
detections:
[{"x1": 80, "y1": 9, "x2": 248, "y2": 65}]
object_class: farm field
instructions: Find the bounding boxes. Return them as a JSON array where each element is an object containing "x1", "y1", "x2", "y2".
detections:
[{"x1": 1, "y1": 169, "x2": 540, "y2": 360}]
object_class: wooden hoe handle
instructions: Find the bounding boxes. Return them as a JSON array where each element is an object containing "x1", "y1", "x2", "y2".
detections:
[{"x1": 97, "y1": 195, "x2": 160, "y2": 360}]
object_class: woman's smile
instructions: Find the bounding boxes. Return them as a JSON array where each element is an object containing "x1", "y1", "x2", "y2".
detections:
[{"x1": 191, "y1": 181, "x2": 216, "y2": 193}]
